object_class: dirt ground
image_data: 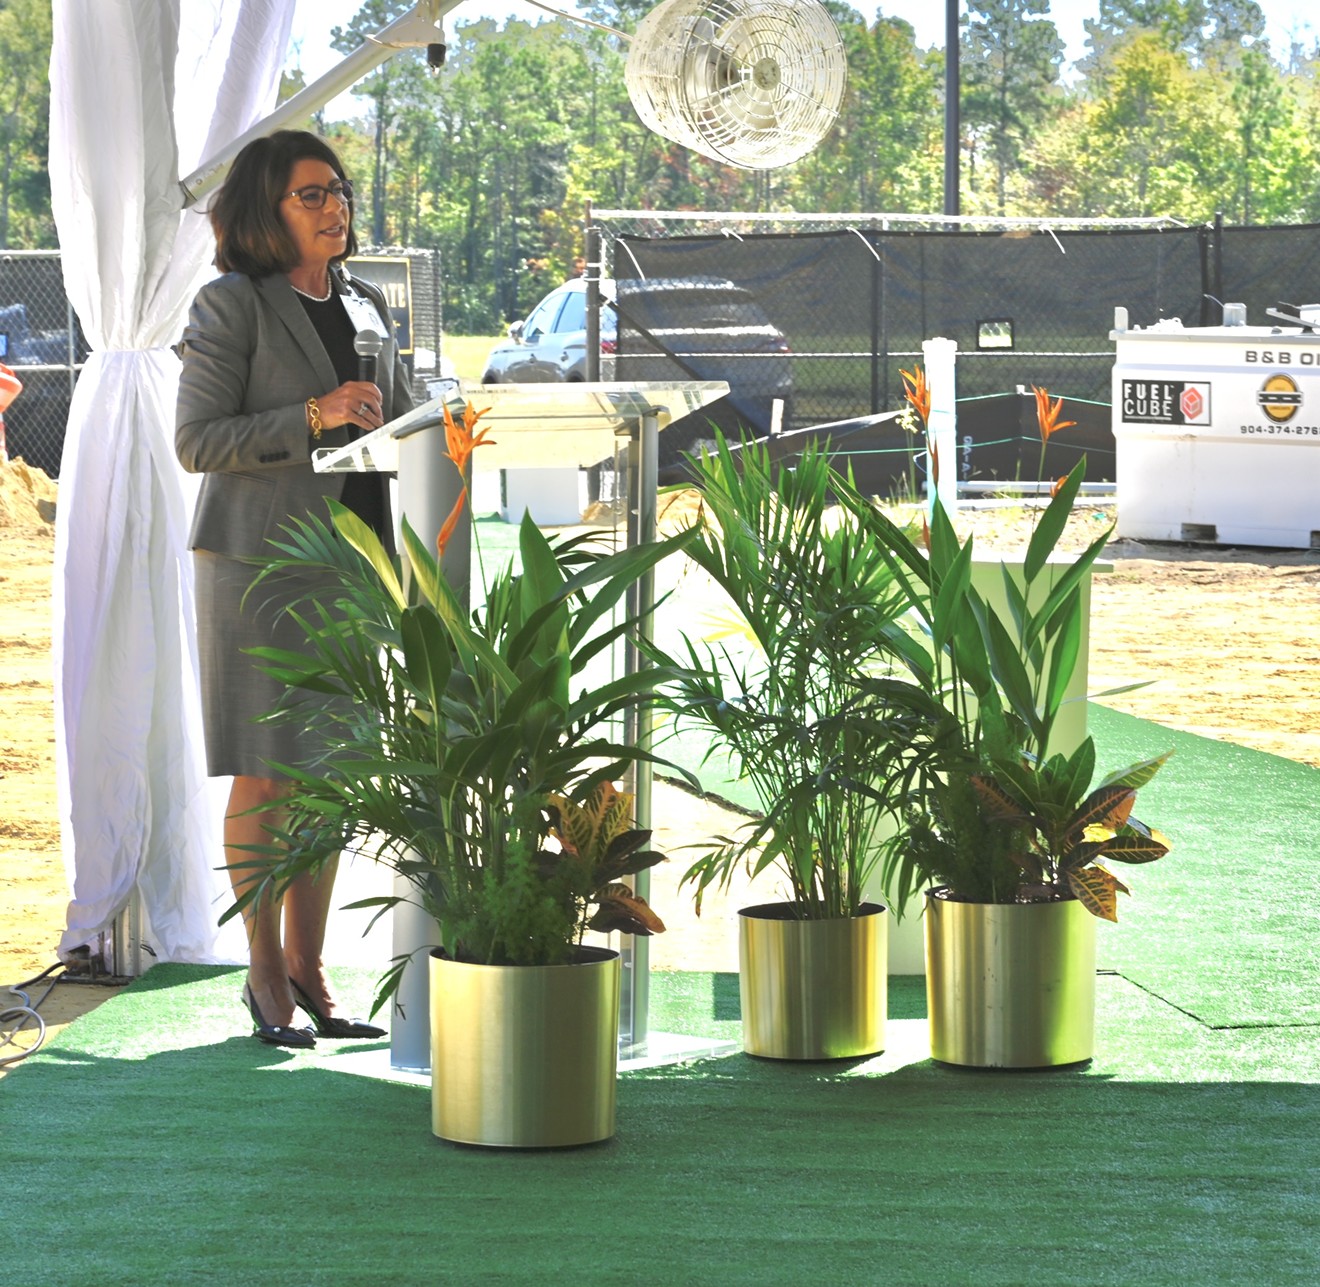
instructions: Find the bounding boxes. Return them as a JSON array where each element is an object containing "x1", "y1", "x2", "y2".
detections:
[{"x1": 3, "y1": 459, "x2": 1318, "y2": 1068}]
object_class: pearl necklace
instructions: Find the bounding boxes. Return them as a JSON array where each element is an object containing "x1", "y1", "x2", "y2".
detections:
[{"x1": 289, "y1": 272, "x2": 333, "y2": 302}]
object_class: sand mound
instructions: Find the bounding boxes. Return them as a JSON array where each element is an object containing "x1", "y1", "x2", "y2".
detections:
[{"x1": 0, "y1": 457, "x2": 57, "y2": 530}]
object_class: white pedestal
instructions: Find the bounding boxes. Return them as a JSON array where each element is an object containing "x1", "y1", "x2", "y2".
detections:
[
  {"x1": 501, "y1": 466, "x2": 582, "y2": 525},
  {"x1": 866, "y1": 558, "x2": 1101, "y2": 974},
  {"x1": 887, "y1": 896, "x2": 928, "y2": 975}
]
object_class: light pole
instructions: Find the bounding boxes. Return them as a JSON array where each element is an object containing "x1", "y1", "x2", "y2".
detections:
[{"x1": 944, "y1": 0, "x2": 960, "y2": 217}]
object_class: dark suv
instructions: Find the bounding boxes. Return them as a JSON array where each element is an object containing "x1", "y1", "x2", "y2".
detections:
[
  {"x1": 483, "y1": 276, "x2": 794, "y2": 475},
  {"x1": 611, "y1": 276, "x2": 792, "y2": 405},
  {"x1": 481, "y1": 278, "x2": 601, "y2": 383},
  {"x1": 483, "y1": 277, "x2": 792, "y2": 405}
]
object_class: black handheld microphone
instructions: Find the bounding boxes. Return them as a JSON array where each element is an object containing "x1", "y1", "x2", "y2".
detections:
[{"x1": 354, "y1": 329, "x2": 383, "y2": 383}]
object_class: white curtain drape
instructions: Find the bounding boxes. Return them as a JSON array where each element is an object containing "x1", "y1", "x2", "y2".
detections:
[{"x1": 50, "y1": 0, "x2": 296, "y2": 962}]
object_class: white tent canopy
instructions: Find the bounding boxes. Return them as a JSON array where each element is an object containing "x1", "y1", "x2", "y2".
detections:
[{"x1": 50, "y1": 0, "x2": 296, "y2": 963}]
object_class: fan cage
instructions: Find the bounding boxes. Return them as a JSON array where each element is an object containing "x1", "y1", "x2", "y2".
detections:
[{"x1": 625, "y1": 0, "x2": 848, "y2": 170}]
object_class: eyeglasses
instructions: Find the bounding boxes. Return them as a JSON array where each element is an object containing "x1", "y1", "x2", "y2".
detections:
[{"x1": 284, "y1": 179, "x2": 354, "y2": 210}]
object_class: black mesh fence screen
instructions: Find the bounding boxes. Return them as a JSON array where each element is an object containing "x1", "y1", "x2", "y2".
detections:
[
  {"x1": 1215, "y1": 222, "x2": 1320, "y2": 319},
  {"x1": 597, "y1": 217, "x2": 1320, "y2": 486},
  {"x1": 11, "y1": 222, "x2": 1319, "y2": 486}
]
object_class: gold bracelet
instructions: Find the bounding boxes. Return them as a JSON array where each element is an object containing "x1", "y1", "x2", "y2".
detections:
[{"x1": 306, "y1": 396, "x2": 322, "y2": 438}]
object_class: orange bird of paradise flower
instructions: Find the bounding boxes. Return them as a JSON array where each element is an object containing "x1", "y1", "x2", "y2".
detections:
[
  {"x1": 1032, "y1": 385, "x2": 1076, "y2": 442},
  {"x1": 900, "y1": 364, "x2": 931, "y2": 426},
  {"x1": 436, "y1": 401, "x2": 495, "y2": 558},
  {"x1": 444, "y1": 399, "x2": 495, "y2": 475}
]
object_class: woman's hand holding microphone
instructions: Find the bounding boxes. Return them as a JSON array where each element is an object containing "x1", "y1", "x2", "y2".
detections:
[{"x1": 306, "y1": 381, "x2": 383, "y2": 438}]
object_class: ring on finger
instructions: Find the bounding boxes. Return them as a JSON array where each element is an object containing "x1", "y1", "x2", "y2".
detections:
[{"x1": 359, "y1": 402, "x2": 370, "y2": 415}]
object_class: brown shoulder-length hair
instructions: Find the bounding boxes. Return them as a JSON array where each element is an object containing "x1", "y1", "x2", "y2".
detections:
[{"x1": 209, "y1": 129, "x2": 359, "y2": 276}]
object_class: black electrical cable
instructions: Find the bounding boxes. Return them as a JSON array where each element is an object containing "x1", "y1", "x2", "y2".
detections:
[
  {"x1": 0, "y1": 962, "x2": 67, "y2": 1067},
  {"x1": 12, "y1": 961, "x2": 65, "y2": 991}
]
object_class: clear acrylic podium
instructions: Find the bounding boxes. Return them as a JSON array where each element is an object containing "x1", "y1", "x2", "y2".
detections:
[{"x1": 313, "y1": 379, "x2": 730, "y2": 1072}]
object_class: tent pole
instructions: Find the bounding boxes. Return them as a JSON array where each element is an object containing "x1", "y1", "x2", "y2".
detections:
[{"x1": 178, "y1": 1, "x2": 461, "y2": 205}]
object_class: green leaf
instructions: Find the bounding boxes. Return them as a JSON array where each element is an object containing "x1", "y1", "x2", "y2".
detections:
[
  {"x1": 998, "y1": 562, "x2": 1030, "y2": 642},
  {"x1": 516, "y1": 514, "x2": 571, "y2": 666},
  {"x1": 1095, "y1": 750, "x2": 1173, "y2": 793},
  {"x1": 329, "y1": 499, "x2": 406, "y2": 609},
  {"x1": 927, "y1": 499, "x2": 965, "y2": 579},
  {"x1": 556, "y1": 527, "x2": 699, "y2": 648},
  {"x1": 399, "y1": 604, "x2": 453, "y2": 715},
  {"x1": 1042, "y1": 588, "x2": 1083, "y2": 731},
  {"x1": 1088, "y1": 679, "x2": 1155, "y2": 700},
  {"x1": 950, "y1": 603, "x2": 995, "y2": 700},
  {"x1": 1023, "y1": 529, "x2": 1112, "y2": 655},
  {"x1": 931, "y1": 538, "x2": 974, "y2": 652},
  {"x1": 399, "y1": 517, "x2": 444, "y2": 606},
  {"x1": 1096, "y1": 828, "x2": 1171, "y2": 865},
  {"x1": 1024, "y1": 460, "x2": 1085, "y2": 583},
  {"x1": 1058, "y1": 737, "x2": 1097, "y2": 811},
  {"x1": 983, "y1": 608, "x2": 1043, "y2": 745}
]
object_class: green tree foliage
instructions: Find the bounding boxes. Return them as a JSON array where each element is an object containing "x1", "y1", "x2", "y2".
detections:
[
  {"x1": 960, "y1": 0, "x2": 1064, "y2": 215},
  {"x1": 798, "y1": 10, "x2": 942, "y2": 212},
  {"x1": 0, "y1": 0, "x2": 53, "y2": 248},
  {"x1": 12, "y1": 3, "x2": 1320, "y2": 306},
  {"x1": 408, "y1": 16, "x2": 616, "y2": 329},
  {"x1": 1221, "y1": 49, "x2": 1317, "y2": 223},
  {"x1": 331, "y1": 1, "x2": 420, "y2": 245},
  {"x1": 1031, "y1": 33, "x2": 1210, "y2": 217},
  {"x1": 1031, "y1": 20, "x2": 1317, "y2": 224},
  {"x1": 1229, "y1": 46, "x2": 1286, "y2": 223},
  {"x1": 1082, "y1": 0, "x2": 1266, "y2": 73}
]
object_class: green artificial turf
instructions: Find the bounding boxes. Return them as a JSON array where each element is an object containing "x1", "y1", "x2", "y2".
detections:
[
  {"x1": 12, "y1": 665, "x2": 1308, "y2": 1281},
  {"x1": 1088, "y1": 704, "x2": 1320, "y2": 1029},
  {"x1": 657, "y1": 699, "x2": 1320, "y2": 1030},
  {"x1": 5, "y1": 963, "x2": 1320, "y2": 1285}
]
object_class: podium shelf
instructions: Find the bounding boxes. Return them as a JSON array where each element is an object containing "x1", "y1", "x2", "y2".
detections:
[{"x1": 312, "y1": 379, "x2": 730, "y2": 475}]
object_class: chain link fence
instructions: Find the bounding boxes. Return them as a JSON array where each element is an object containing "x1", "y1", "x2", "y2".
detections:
[
  {"x1": 0, "y1": 247, "x2": 444, "y2": 480},
  {"x1": 0, "y1": 251, "x2": 89, "y2": 478},
  {"x1": 590, "y1": 211, "x2": 1320, "y2": 488}
]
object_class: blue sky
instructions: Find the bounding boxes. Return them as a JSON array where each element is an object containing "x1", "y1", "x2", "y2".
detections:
[{"x1": 287, "y1": 1, "x2": 1320, "y2": 110}]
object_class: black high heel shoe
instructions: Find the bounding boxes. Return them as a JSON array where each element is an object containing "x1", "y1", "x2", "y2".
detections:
[
  {"x1": 242, "y1": 983, "x2": 316, "y2": 1049},
  {"x1": 289, "y1": 976, "x2": 386, "y2": 1039}
]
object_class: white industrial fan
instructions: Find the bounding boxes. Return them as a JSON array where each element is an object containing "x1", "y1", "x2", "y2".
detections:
[{"x1": 623, "y1": 0, "x2": 848, "y2": 170}]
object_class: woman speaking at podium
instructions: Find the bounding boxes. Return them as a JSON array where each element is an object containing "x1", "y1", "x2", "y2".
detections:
[{"x1": 176, "y1": 130, "x2": 414, "y2": 1048}]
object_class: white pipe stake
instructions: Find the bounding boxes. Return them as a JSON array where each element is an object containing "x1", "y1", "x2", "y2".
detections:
[{"x1": 923, "y1": 336, "x2": 958, "y2": 515}]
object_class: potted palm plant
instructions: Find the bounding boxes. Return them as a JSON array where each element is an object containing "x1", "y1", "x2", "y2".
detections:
[
  {"x1": 651, "y1": 433, "x2": 941, "y2": 1060},
  {"x1": 846, "y1": 379, "x2": 1173, "y2": 1068},
  {"x1": 238, "y1": 403, "x2": 698, "y2": 1146}
]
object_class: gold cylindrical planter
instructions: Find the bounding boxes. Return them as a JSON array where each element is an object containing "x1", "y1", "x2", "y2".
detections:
[
  {"x1": 925, "y1": 890, "x2": 1097, "y2": 1069},
  {"x1": 738, "y1": 902, "x2": 887, "y2": 1060},
  {"x1": 429, "y1": 946, "x2": 620, "y2": 1148}
]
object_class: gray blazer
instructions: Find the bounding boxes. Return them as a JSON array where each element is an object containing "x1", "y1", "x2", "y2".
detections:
[{"x1": 176, "y1": 268, "x2": 414, "y2": 558}]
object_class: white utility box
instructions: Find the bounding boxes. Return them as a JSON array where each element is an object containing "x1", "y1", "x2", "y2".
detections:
[{"x1": 1112, "y1": 309, "x2": 1320, "y2": 549}]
